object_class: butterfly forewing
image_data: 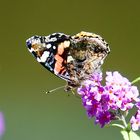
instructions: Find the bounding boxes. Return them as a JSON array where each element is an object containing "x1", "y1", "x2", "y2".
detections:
[{"x1": 26, "y1": 33, "x2": 72, "y2": 81}]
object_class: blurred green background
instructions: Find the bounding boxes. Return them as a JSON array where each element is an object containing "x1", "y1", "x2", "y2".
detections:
[{"x1": 0, "y1": 0, "x2": 140, "y2": 139}]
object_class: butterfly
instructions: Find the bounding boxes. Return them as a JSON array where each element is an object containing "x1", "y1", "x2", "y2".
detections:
[{"x1": 26, "y1": 31, "x2": 110, "y2": 92}]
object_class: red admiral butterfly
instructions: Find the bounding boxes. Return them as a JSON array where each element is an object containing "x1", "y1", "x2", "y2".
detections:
[{"x1": 26, "y1": 31, "x2": 110, "y2": 92}]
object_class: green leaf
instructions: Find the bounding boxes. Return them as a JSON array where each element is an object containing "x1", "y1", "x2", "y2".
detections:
[
  {"x1": 129, "y1": 131, "x2": 140, "y2": 140},
  {"x1": 121, "y1": 130, "x2": 140, "y2": 140},
  {"x1": 121, "y1": 130, "x2": 129, "y2": 140}
]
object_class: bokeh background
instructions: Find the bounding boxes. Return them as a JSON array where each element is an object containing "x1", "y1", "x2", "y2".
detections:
[{"x1": 0, "y1": 0, "x2": 140, "y2": 139}]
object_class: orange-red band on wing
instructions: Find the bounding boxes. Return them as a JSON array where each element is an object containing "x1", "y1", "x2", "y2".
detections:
[{"x1": 54, "y1": 54, "x2": 66, "y2": 74}]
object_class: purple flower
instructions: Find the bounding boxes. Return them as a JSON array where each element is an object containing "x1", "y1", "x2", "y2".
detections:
[
  {"x1": 95, "y1": 111, "x2": 112, "y2": 127},
  {"x1": 136, "y1": 101, "x2": 140, "y2": 109},
  {"x1": 130, "y1": 110, "x2": 140, "y2": 131},
  {"x1": 77, "y1": 71, "x2": 140, "y2": 129},
  {"x1": 105, "y1": 72, "x2": 139, "y2": 111},
  {"x1": 0, "y1": 112, "x2": 5, "y2": 137},
  {"x1": 86, "y1": 100, "x2": 100, "y2": 118}
]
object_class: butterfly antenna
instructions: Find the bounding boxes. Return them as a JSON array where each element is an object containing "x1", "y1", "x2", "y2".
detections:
[{"x1": 46, "y1": 86, "x2": 65, "y2": 94}]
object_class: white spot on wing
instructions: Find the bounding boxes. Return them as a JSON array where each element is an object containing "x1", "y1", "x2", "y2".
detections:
[
  {"x1": 64, "y1": 41, "x2": 70, "y2": 48},
  {"x1": 46, "y1": 44, "x2": 51, "y2": 49},
  {"x1": 53, "y1": 46, "x2": 56, "y2": 49},
  {"x1": 40, "y1": 51, "x2": 50, "y2": 62},
  {"x1": 37, "y1": 57, "x2": 41, "y2": 62}
]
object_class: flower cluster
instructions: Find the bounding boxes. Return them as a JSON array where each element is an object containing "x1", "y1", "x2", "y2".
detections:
[{"x1": 77, "y1": 71, "x2": 140, "y2": 130}]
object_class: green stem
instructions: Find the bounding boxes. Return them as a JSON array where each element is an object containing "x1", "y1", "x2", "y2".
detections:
[
  {"x1": 121, "y1": 116, "x2": 131, "y2": 140},
  {"x1": 131, "y1": 77, "x2": 140, "y2": 84},
  {"x1": 128, "y1": 132, "x2": 131, "y2": 140},
  {"x1": 121, "y1": 115, "x2": 127, "y2": 128},
  {"x1": 110, "y1": 123, "x2": 125, "y2": 129}
]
